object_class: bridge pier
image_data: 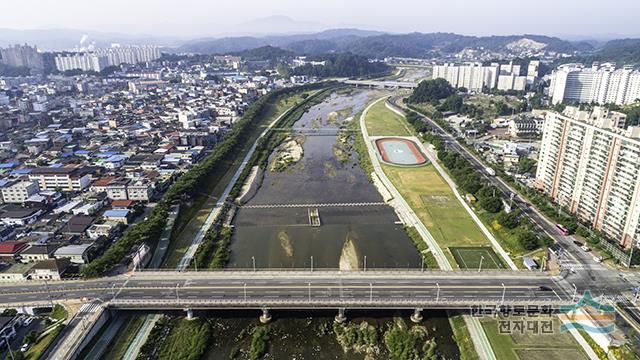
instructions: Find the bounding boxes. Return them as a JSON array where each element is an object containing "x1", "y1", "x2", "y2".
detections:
[
  {"x1": 410, "y1": 308, "x2": 423, "y2": 323},
  {"x1": 186, "y1": 308, "x2": 194, "y2": 320},
  {"x1": 334, "y1": 308, "x2": 347, "y2": 324},
  {"x1": 259, "y1": 308, "x2": 272, "y2": 324}
]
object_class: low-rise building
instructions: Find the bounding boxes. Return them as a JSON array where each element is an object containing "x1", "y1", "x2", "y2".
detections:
[
  {"x1": 28, "y1": 166, "x2": 92, "y2": 192},
  {"x1": 53, "y1": 244, "x2": 92, "y2": 264},
  {"x1": 28, "y1": 258, "x2": 71, "y2": 280},
  {"x1": 19, "y1": 244, "x2": 57, "y2": 263},
  {"x1": 0, "y1": 180, "x2": 40, "y2": 204}
]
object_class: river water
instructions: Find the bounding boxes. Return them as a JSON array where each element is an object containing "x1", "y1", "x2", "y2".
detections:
[{"x1": 228, "y1": 89, "x2": 421, "y2": 270}]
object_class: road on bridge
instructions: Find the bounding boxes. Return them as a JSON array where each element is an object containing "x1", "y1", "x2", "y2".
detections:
[{"x1": 0, "y1": 270, "x2": 574, "y2": 310}]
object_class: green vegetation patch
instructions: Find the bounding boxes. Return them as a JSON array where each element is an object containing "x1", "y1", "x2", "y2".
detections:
[
  {"x1": 382, "y1": 164, "x2": 490, "y2": 248},
  {"x1": 365, "y1": 100, "x2": 412, "y2": 137},
  {"x1": 23, "y1": 324, "x2": 64, "y2": 360},
  {"x1": 481, "y1": 317, "x2": 586, "y2": 360},
  {"x1": 448, "y1": 314, "x2": 479, "y2": 360},
  {"x1": 450, "y1": 246, "x2": 505, "y2": 269}
]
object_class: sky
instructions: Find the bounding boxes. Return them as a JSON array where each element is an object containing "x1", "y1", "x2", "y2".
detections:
[{"x1": 1, "y1": 0, "x2": 638, "y2": 39}]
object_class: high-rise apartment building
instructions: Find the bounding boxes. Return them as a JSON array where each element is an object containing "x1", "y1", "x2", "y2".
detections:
[
  {"x1": 94, "y1": 45, "x2": 162, "y2": 66},
  {"x1": 432, "y1": 62, "x2": 499, "y2": 92},
  {"x1": 549, "y1": 63, "x2": 640, "y2": 105},
  {"x1": 535, "y1": 106, "x2": 640, "y2": 248},
  {"x1": 433, "y1": 61, "x2": 532, "y2": 92},
  {"x1": 55, "y1": 54, "x2": 109, "y2": 72},
  {"x1": 54, "y1": 46, "x2": 161, "y2": 73},
  {"x1": 0, "y1": 44, "x2": 44, "y2": 70}
]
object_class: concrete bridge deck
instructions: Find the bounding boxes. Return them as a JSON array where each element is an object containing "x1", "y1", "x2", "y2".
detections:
[{"x1": 0, "y1": 270, "x2": 577, "y2": 310}]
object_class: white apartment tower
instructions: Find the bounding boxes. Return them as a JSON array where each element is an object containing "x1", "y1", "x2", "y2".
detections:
[
  {"x1": 549, "y1": 63, "x2": 640, "y2": 105},
  {"x1": 535, "y1": 106, "x2": 640, "y2": 248},
  {"x1": 432, "y1": 62, "x2": 498, "y2": 92}
]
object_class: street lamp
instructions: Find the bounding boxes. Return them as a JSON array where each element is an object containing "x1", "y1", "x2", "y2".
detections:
[
  {"x1": 310, "y1": 256, "x2": 314, "y2": 272},
  {"x1": 501, "y1": 283, "x2": 506, "y2": 304},
  {"x1": 436, "y1": 283, "x2": 440, "y2": 302},
  {"x1": 369, "y1": 283, "x2": 373, "y2": 302},
  {"x1": 420, "y1": 256, "x2": 424, "y2": 272},
  {"x1": 251, "y1": 256, "x2": 256, "y2": 272},
  {"x1": 244, "y1": 283, "x2": 247, "y2": 302},
  {"x1": 364, "y1": 255, "x2": 367, "y2": 272},
  {"x1": 572, "y1": 283, "x2": 577, "y2": 302},
  {"x1": 308, "y1": 282, "x2": 311, "y2": 302},
  {"x1": 3, "y1": 333, "x2": 15, "y2": 360},
  {"x1": 478, "y1": 256, "x2": 485, "y2": 272},
  {"x1": 175, "y1": 283, "x2": 180, "y2": 304}
]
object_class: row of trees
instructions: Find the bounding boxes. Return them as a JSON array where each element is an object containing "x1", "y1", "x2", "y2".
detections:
[
  {"x1": 290, "y1": 53, "x2": 390, "y2": 78},
  {"x1": 82, "y1": 83, "x2": 329, "y2": 277},
  {"x1": 415, "y1": 110, "x2": 547, "y2": 252}
]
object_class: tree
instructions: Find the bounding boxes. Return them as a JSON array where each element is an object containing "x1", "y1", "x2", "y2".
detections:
[
  {"x1": 408, "y1": 78, "x2": 455, "y2": 104},
  {"x1": 518, "y1": 231, "x2": 539, "y2": 250},
  {"x1": 497, "y1": 211, "x2": 520, "y2": 229},
  {"x1": 518, "y1": 157, "x2": 537, "y2": 174},
  {"x1": 479, "y1": 196, "x2": 503, "y2": 213},
  {"x1": 24, "y1": 330, "x2": 38, "y2": 345}
]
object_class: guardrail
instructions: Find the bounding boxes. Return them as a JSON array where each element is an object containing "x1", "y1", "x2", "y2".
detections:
[{"x1": 109, "y1": 298, "x2": 571, "y2": 310}]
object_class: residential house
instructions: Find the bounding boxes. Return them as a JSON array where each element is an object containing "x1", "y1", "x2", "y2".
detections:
[{"x1": 28, "y1": 258, "x2": 71, "y2": 280}]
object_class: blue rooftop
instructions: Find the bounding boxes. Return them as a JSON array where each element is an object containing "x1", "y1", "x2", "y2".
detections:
[{"x1": 104, "y1": 209, "x2": 130, "y2": 217}]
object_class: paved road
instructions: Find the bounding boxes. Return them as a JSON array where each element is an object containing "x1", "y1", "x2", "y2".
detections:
[
  {"x1": 0, "y1": 271, "x2": 588, "y2": 310},
  {"x1": 392, "y1": 97, "x2": 634, "y2": 294}
]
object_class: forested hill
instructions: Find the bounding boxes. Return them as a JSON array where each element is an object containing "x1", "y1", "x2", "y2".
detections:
[{"x1": 176, "y1": 30, "x2": 593, "y2": 58}]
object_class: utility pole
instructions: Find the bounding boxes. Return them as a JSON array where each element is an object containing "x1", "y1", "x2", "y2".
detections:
[
  {"x1": 501, "y1": 283, "x2": 506, "y2": 304},
  {"x1": 436, "y1": 283, "x2": 440, "y2": 302},
  {"x1": 3, "y1": 334, "x2": 15, "y2": 360},
  {"x1": 175, "y1": 283, "x2": 180, "y2": 304},
  {"x1": 572, "y1": 283, "x2": 577, "y2": 302},
  {"x1": 244, "y1": 283, "x2": 247, "y2": 302},
  {"x1": 310, "y1": 256, "x2": 314, "y2": 272},
  {"x1": 478, "y1": 256, "x2": 484, "y2": 272},
  {"x1": 370, "y1": 283, "x2": 373, "y2": 302},
  {"x1": 251, "y1": 256, "x2": 256, "y2": 272},
  {"x1": 364, "y1": 255, "x2": 367, "y2": 272},
  {"x1": 308, "y1": 282, "x2": 311, "y2": 303},
  {"x1": 420, "y1": 256, "x2": 424, "y2": 272}
]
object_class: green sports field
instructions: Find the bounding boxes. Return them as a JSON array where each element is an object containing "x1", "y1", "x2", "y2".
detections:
[{"x1": 450, "y1": 246, "x2": 505, "y2": 269}]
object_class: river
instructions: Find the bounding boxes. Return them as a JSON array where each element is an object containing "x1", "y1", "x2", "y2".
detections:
[{"x1": 228, "y1": 89, "x2": 421, "y2": 270}]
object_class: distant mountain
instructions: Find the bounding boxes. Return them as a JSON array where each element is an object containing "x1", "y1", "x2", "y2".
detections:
[
  {"x1": 229, "y1": 46, "x2": 295, "y2": 61},
  {"x1": 176, "y1": 28, "x2": 384, "y2": 54},
  {"x1": 176, "y1": 31, "x2": 593, "y2": 58},
  {"x1": 589, "y1": 38, "x2": 640, "y2": 64}
]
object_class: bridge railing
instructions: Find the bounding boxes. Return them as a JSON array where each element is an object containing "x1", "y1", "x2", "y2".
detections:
[{"x1": 109, "y1": 297, "x2": 571, "y2": 309}]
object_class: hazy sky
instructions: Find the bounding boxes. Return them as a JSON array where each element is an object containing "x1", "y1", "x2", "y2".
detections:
[{"x1": 1, "y1": 0, "x2": 638, "y2": 38}]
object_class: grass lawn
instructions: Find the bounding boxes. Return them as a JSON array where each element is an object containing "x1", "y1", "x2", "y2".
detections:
[
  {"x1": 365, "y1": 100, "x2": 412, "y2": 137},
  {"x1": 162, "y1": 90, "x2": 313, "y2": 268},
  {"x1": 24, "y1": 324, "x2": 64, "y2": 360},
  {"x1": 382, "y1": 164, "x2": 490, "y2": 252},
  {"x1": 481, "y1": 317, "x2": 587, "y2": 360},
  {"x1": 448, "y1": 313, "x2": 480, "y2": 360},
  {"x1": 450, "y1": 246, "x2": 505, "y2": 269},
  {"x1": 102, "y1": 315, "x2": 147, "y2": 360}
]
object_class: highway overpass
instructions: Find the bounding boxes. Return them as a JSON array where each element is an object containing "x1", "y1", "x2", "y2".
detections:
[{"x1": 343, "y1": 79, "x2": 418, "y2": 89}]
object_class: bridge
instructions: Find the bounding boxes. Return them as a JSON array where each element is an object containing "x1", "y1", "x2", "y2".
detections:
[
  {"x1": 343, "y1": 79, "x2": 418, "y2": 89},
  {"x1": 269, "y1": 128, "x2": 358, "y2": 136},
  {"x1": 0, "y1": 270, "x2": 578, "y2": 312},
  {"x1": 241, "y1": 202, "x2": 388, "y2": 209}
]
